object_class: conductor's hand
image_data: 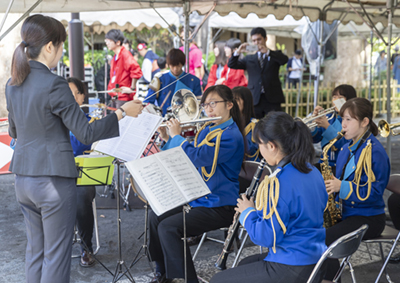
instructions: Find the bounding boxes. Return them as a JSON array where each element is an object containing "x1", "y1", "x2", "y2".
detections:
[
  {"x1": 166, "y1": 118, "x2": 182, "y2": 138},
  {"x1": 237, "y1": 43, "x2": 249, "y2": 54},
  {"x1": 157, "y1": 126, "x2": 169, "y2": 142},
  {"x1": 235, "y1": 194, "x2": 255, "y2": 214},
  {"x1": 325, "y1": 176, "x2": 341, "y2": 195},
  {"x1": 120, "y1": 86, "x2": 134, "y2": 94},
  {"x1": 121, "y1": 100, "x2": 143, "y2": 118}
]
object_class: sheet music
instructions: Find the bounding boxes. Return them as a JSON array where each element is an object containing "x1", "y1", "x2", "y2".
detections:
[
  {"x1": 157, "y1": 148, "x2": 211, "y2": 202},
  {"x1": 95, "y1": 112, "x2": 162, "y2": 162},
  {"x1": 125, "y1": 147, "x2": 211, "y2": 216}
]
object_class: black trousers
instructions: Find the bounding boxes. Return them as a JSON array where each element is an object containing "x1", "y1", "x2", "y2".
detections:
[
  {"x1": 388, "y1": 193, "x2": 400, "y2": 230},
  {"x1": 148, "y1": 205, "x2": 235, "y2": 280},
  {"x1": 76, "y1": 185, "x2": 96, "y2": 253},
  {"x1": 288, "y1": 78, "x2": 300, "y2": 89},
  {"x1": 254, "y1": 94, "x2": 282, "y2": 119},
  {"x1": 324, "y1": 213, "x2": 386, "y2": 280},
  {"x1": 210, "y1": 253, "x2": 323, "y2": 283}
]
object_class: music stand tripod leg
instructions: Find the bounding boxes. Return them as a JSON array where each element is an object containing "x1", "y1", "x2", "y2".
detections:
[{"x1": 112, "y1": 160, "x2": 135, "y2": 283}]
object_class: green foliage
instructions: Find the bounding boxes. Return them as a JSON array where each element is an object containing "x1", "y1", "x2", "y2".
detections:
[
  {"x1": 124, "y1": 27, "x2": 173, "y2": 56},
  {"x1": 203, "y1": 52, "x2": 215, "y2": 70}
]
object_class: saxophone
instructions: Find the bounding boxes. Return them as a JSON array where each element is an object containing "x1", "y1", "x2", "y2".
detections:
[{"x1": 321, "y1": 131, "x2": 344, "y2": 228}]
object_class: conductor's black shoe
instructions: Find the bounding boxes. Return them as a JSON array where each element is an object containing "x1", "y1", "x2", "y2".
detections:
[
  {"x1": 149, "y1": 272, "x2": 171, "y2": 283},
  {"x1": 79, "y1": 250, "x2": 95, "y2": 268},
  {"x1": 389, "y1": 253, "x2": 400, "y2": 264}
]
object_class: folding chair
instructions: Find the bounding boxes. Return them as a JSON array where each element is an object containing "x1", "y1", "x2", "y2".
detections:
[
  {"x1": 192, "y1": 161, "x2": 271, "y2": 266},
  {"x1": 307, "y1": 224, "x2": 369, "y2": 283},
  {"x1": 363, "y1": 174, "x2": 400, "y2": 283}
]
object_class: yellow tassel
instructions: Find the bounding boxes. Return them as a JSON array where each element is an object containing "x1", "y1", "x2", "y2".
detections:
[
  {"x1": 255, "y1": 169, "x2": 286, "y2": 253},
  {"x1": 352, "y1": 140, "x2": 375, "y2": 201},
  {"x1": 244, "y1": 119, "x2": 260, "y2": 161},
  {"x1": 193, "y1": 122, "x2": 226, "y2": 182}
]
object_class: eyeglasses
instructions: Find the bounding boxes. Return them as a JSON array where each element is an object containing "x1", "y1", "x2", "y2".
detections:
[{"x1": 201, "y1": 101, "x2": 226, "y2": 109}]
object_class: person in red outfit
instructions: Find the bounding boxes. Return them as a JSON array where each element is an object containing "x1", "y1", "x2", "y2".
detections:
[
  {"x1": 223, "y1": 38, "x2": 248, "y2": 89},
  {"x1": 205, "y1": 41, "x2": 227, "y2": 89},
  {"x1": 105, "y1": 29, "x2": 143, "y2": 108}
]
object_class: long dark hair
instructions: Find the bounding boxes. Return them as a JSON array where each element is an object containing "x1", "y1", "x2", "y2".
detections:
[
  {"x1": 213, "y1": 41, "x2": 227, "y2": 66},
  {"x1": 232, "y1": 86, "x2": 255, "y2": 126},
  {"x1": 201, "y1": 84, "x2": 245, "y2": 139},
  {"x1": 67, "y1": 77, "x2": 86, "y2": 95},
  {"x1": 339, "y1": 97, "x2": 378, "y2": 136},
  {"x1": 253, "y1": 112, "x2": 314, "y2": 173},
  {"x1": 10, "y1": 15, "x2": 66, "y2": 86}
]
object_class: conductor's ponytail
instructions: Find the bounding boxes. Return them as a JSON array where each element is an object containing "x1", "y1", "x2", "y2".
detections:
[
  {"x1": 10, "y1": 14, "x2": 66, "y2": 86},
  {"x1": 253, "y1": 112, "x2": 314, "y2": 173}
]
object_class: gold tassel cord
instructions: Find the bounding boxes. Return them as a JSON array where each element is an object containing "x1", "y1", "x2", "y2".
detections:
[
  {"x1": 244, "y1": 119, "x2": 260, "y2": 160},
  {"x1": 255, "y1": 173, "x2": 286, "y2": 253},
  {"x1": 353, "y1": 140, "x2": 375, "y2": 201},
  {"x1": 193, "y1": 122, "x2": 225, "y2": 182}
]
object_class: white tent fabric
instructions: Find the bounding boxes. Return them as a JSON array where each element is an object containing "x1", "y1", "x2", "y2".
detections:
[
  {"x1": 43, "y1": 8, "x2": 180, "y2": 34},
  {"x1": 2, "y1": 0, "x2": 400, "y2": 26}
]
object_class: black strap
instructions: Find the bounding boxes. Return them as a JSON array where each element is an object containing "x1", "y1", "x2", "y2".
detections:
[{"x1": 339, "y1": 130, "x2": 371, "y2": 181}]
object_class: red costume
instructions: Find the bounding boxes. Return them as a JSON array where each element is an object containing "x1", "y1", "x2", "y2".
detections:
[
  {"x1": 108, "y1": 46, "x2": 143, "y2": 101},
  {"x1": 205, "y1": 64, "x2": 248, "y2": 90}
]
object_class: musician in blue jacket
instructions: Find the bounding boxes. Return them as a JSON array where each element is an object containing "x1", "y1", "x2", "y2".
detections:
[
  {"x1": 232, "y1": 86, "x2": 260, "y2": 161},
  {"x1": 210, "y1": 112, "x2": 328, "y2": 283},
  {"x1": 324, "y1": 97, "x2": 390, "y2": 281},
  {"x1": 312, "y1": 84, "x2": 357, "y2": 172},
  {"x1": 144, "y1": 49, "x2": 202, "y2": 115},
  {"x1": 149, "y1": 85, "x2": 245, "y2": 283}
]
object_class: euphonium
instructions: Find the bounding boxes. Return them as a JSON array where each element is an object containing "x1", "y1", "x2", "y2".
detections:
[{"x1": 321, "y1": 131, "x2": 344, "y2": 228}]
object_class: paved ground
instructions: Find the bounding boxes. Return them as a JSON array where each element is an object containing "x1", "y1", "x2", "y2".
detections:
[{"x1": 1, "y1": 118, "x2": 400, "y2": 283}]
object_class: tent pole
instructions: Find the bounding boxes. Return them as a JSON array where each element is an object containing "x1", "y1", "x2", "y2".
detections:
[
  {"x1": 69, "y1": 13, "x2": 85, "y2": 81},
  {"x1": 205, "y1": 26, "x2": 211, "y2": 71},
  {"x1": 0, "y1": 0, "x2": 14, "y2": 34},
  {"x1": 0, "y1": 0, "x2": 42, "y2": 42},
  {"x1": 184, "y1": 0, "x2": 190, "y2": 73},
  {"x1": 386, "y1": 0, "x2": 393, "y2": 162},
  {"x1": 314, "y1": 19, "x2": 324, "y2": 109},
  {"x1": 369, "y1": 30, "x2": 373, "y2": 101}
]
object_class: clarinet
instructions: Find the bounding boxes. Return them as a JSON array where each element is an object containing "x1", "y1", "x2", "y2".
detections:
[{"x1": 215, "y1": 159, "x2": 267, "y2": 270}]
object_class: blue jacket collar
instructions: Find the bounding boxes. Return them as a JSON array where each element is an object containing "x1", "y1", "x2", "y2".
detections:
[{"x1": 210, "y1": 117, "x2": 233, "y2": 131}]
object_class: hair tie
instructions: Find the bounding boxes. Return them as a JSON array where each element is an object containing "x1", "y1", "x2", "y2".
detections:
[{"x1": 21, "y1": 40, "x2": 29, "y2": 47}]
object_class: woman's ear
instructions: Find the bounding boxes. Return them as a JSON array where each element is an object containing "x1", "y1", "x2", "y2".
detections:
[
  {"x1": 226, "y1": 101, "x2": 233, "y2": 111},
  {"x1": 361, "y1": 117, "x2": 370, "y2": 128}
]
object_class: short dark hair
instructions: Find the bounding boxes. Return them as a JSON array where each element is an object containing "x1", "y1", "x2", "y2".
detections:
[
  {"x1": 232, "y1": 86, "x2": 255, "y2": 126},
  {"x1": 295, "y1": 49, "x2": 302, "y2": 56},
  {"x1": 332, "y1": 84, "x2": 357, "y2": 101},
  {"x1": 250, "y1": 27, "x2": 266, "y2": 38},
  {"x1": 157, "y1": 57, "x2": 167, "y2": 69},
  {"x1": 105, "y1": 29, "x2": 125, "y2": 45},
  {"x1": 166, "y1": 49, "x2": 186, "y2": 66},
  {"x1": 67, "y1": 77, "x2": 86, "y2": 95},
  {"x1": 339, "y1": 97, "x2": 378, "y2": 136}
]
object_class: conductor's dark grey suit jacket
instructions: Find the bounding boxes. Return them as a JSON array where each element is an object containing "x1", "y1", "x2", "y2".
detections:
[{"x1": 6, "y1": 60, "x2": 119, "y2": 178}]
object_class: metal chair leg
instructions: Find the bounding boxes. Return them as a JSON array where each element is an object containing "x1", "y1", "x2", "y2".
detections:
[
  {"x1": 232, "y1": 232, "x2": 249, "y2": 268},
  {"x1": 375, "y1": 232, "x2": 400, "y2": 283},
  {"x1": 192, "y1": 233, "x2": 207, "y2": 261},
  {"x1": 348, "y1": 261, "x2": 357, "y2": 283},
  {"x1": 92, "y1": 198, "x2": 100, "y2": 255}
]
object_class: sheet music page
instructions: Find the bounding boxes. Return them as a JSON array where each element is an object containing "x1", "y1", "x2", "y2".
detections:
[
  {"x1": 156, "y1": 147, "x2": 211, "y2": 203},
  {"x1": 125, "y1": 154, "x2": 186, "y2": 216},
  {"x1": 95, "y1": 112, "x2": 162, "y2": 162}
]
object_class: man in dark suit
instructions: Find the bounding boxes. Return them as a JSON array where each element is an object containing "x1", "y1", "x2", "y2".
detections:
[{"x1": 228, "y1": 27, "x2": 288, "y2": 119}]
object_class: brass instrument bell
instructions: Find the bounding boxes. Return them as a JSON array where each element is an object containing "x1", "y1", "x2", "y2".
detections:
[{"x1": 378, "y1": 119, "x2": 400, "y2": 137}]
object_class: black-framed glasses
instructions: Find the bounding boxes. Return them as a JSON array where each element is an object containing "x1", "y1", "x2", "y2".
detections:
[{"x1": 201, "y1": 100, "x2": 226, "y2": 109}]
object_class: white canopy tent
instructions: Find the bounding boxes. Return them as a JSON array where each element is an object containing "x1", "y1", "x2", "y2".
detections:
[{"x1": 43, "y1": 8, "x2": 180, "y2": 34}]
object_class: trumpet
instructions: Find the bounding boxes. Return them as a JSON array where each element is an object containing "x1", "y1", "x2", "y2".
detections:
[
  {"x1": 159, "y1": 116, "x2": 222, "y2": 128},
  {"x1": 301, "y1": 107, "x2": 336, "y2": 129},
  {"x1": 378, "y1": 119, "x2": 400, "y2": 137}
]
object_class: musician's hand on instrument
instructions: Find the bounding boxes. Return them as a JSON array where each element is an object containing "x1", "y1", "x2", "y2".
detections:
[
  {"x1": 325, "y1": 176, "x2": 341, "y2": 195},
  {"x1": 167, "y1": 118, "x2": 182, "y2": 138},
  {"x1": 313, "y1": 106, "x2": 324, "y2": 116},
  {"x1": 158, "y1": 127, "x2": 169, "y2": 142},
  {"x1": 235, "y1": 194, "x2": 255, "y2": 213},
  {"x1": 122, "y1": 100, "x2": 143, "y2": 118},
  {"x1": 315, "y1": 115, "x2": 330, "y2": 129},
  {"x1": 237, "y1": 43, "x2": 248, "y2": 54}
]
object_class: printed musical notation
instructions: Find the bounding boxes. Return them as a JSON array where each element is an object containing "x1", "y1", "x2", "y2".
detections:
[
  {"x1": 95, "y1": 112, "x2": 162, "y2": 162},
  {"x1": 125, "y1": 147, "x2": 210, "y2": 216}
]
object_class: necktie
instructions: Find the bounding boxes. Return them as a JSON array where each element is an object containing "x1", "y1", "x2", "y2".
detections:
[{"x1": 259, "y1": 53, "x2": 265, "y2": 93}]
